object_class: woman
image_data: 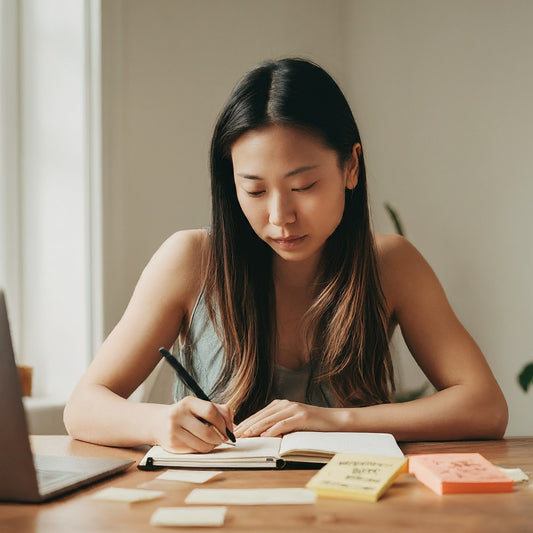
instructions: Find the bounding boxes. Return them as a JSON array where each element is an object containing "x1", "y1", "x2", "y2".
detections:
[{"x1": 64, "y1": 58, "x2": 508, "y2": 452}]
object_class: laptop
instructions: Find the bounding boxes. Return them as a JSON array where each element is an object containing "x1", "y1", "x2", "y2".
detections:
[{"x1": 0, "y1": 290, "x2": 134, "y2": 502}]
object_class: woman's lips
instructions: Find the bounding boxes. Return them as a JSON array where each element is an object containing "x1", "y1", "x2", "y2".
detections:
[{"x1": 271, "y1": 235, "x2": 307, "y2": 249}]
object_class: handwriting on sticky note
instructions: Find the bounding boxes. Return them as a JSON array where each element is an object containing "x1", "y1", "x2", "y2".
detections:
[
  {"x1": 156, "y1": 470, "x2": 222, "y2": 483},
  {"x1": 185, "y1": 488, "x2": 316, "y2": 505},
  {"x1": 150, "y1": 506, "x2": 227, "y2": 527},
  {"x1": 306, "y1": 453, "x2": 407, "y2": 502},
  {"x1": 91, "y1": 487, "x2": 164, "y2": 502}
]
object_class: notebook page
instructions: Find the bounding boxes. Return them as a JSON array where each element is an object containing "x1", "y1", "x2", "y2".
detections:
[
  {"x1": 279, "y1": 432, "x2": 404, "y2": 459},
  {"x1": 142, "y1": 436, "x2": 282, "y2": 465}
]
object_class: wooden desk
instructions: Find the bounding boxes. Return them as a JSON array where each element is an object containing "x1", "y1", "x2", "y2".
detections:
[{"x1": 1, "y1": 437, "x2": 531, "y2": 533}]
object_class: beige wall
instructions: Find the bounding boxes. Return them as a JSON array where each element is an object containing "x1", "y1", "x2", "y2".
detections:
[
  {"x1": 343, "y1": 0, "x2": 533, "y2": 436},
  {"x1": 101, "y1": 0, "x2": 345, "y2": 331},
  {"x1": 101, "y1": 0, "x2": 532, "y2": 435}
]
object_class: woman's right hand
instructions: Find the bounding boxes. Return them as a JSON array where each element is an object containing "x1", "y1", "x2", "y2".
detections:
[{"x1": 155, "y1": 396, "x2": 234, "y2": 453}]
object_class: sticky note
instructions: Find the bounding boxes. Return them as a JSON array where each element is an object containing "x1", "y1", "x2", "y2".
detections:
[
  {"x1": 156, "y1": 470, "x2": 222, "y2": 483},
  {"x1": 91, "y1": 487, "x2": 164, "y2": 502},
  {"x1": 185, "y1": 487, "x2": 316, "y2": 505},
  {"x1": 306, "y1": 453, "x2": 408, "y2": 502},
  {"x1": 409, "y1": 453, "x2": 514, "y2": 494},
  {"x1": 150, "y1": 506, "x2": 227, "y2": 527},
  {"x1": 498, "y1": 467, "x2": 529, "y2": 483}
]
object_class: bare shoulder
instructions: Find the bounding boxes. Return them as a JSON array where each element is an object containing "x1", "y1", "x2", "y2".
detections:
[
  {"x1": 154, "y1": 228, "x2": 209, "y2": 268},
  {"x1": 374, "y1": 233, "x2": 421, "y2": 266},
  {"x1": 374, "y1": 233, "x2": 432, "y2": 272},
  {"x1": 138, "y1": 228, "x2": 210, "y2": 316},
  {"x1": 374, "y1": 233, "x2": 440, "y2": 316}
]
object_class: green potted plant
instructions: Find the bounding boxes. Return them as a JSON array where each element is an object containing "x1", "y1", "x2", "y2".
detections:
[{"x1": 518, "y1": 363, "x2": 533, "y2": 393}]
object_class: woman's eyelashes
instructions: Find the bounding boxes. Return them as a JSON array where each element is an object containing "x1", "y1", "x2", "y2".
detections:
[
  {"x1": 246, "y1": 189, "x2": 265, "y2": 197},
  {"x1": 245, "y1": 181, "x2": 318, "y2": 197},
  {"x1": 292, "y1": 181, "x2": 317, "y2": 192}
]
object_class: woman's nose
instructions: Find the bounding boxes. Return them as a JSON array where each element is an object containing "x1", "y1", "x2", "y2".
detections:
[{"x1": 268, "y1": 193, "x2": 296, "y2": 227}]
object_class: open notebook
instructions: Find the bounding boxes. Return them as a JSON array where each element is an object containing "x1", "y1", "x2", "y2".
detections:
[
  {"x1": 139, "y1": 431, "x2": 404, "y2": 470},
  {"x1": 0, "y1": 290, "x2": 134, "y2": 503}
]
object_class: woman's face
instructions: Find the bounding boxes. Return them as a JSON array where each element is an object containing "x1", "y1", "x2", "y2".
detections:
[{"x1": 231, "y1": 125, "x2": 359, "y2": 265}]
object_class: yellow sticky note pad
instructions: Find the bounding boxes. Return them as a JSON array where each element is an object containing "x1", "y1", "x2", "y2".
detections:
[{"x1": 306, "y1": 453, "x2": 408, "y2": 502}]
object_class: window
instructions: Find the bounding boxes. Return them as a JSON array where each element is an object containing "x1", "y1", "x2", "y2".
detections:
[{"x1": 0, "y1": 0, "x2": 101, "y2": 398}]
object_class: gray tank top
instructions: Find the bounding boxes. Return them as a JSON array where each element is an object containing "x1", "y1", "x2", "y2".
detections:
[{"x1": 175, "y1": 292, "x2": 336, "y2": 408}]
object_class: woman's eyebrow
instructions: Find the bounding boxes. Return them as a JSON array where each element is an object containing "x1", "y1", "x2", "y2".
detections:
[
  {"x1": 235, "y1": 165, "x2": 320, "y2": 180},
  {"x1": 285, "y1": 164, "x2": 319, "y2": 177}
]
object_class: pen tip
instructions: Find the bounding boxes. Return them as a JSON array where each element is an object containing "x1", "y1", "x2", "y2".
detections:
[{"x1": 226, "y1": 428, "x2": 237, "y2": 443}]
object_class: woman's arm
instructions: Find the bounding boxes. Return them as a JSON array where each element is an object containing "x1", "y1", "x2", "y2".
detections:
[
  {"x1": 64, "y1": 230, "x2": 233, "y2": 452},
  {"x1": 235, "y1": 234, "x2": 508, "y2": 441}
]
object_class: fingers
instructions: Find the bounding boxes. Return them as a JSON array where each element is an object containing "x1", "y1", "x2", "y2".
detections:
[
  {"x1": 234, "y1": 401, "x2": 278, "y2": 437},
  {"x1": 235, "y1": 399, "x2": 311, "y2": 438},
  {"x1": 161, "y1": 397, "x2": 235, "y2": 453},
  {"x1": 165, "y1": 417, "x2": 220, "y2": 453},
  {"x1": 190, "y1": 397, "x2": 234, "y2": 440},
  {"x1": 216, "y1": 402, "x2": 235, "y2": 438}
]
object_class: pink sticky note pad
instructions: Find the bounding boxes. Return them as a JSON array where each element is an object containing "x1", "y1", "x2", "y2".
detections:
[{"x1": 408, "y1": 452, "x2": 513, "y2": 495}]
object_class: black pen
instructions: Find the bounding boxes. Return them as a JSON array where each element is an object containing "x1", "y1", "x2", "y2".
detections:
[{"x1": 159, "y1": 347, "x2": 236, "y2": 444}]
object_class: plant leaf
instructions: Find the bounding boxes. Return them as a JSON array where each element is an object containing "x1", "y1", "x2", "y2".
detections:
[
  {"x1": 384, "y1": 202, "x2": 406, "y2": 237},
  {"x1": 518, "y1": 362, "x2": 533, "y2": 392}
]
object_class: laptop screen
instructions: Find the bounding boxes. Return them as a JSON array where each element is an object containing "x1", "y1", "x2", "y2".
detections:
[
  {"x1": 0, "y1": 290, "x2": 42, "y2": 501},
  {"x1": 0, "y1": 290, "x2": 134, "y2": 503}
]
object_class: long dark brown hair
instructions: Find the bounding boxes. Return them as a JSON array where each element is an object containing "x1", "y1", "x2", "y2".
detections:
[{"x1": 204, "y1": 58, "x2": 394, "y2": 421}]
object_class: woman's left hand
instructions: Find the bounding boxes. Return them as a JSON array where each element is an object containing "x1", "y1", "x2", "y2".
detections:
[{"x1": 234, "y1": 399, "x2": 343, "y2": 438}]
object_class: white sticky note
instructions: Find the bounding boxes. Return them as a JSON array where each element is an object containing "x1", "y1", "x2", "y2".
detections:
[
  {"x1": 91, "y1": 487, "x2": 164, "y2": 502},
  {"x1": 498, "y1": 467, "x2": 529, "y2": 482},
  {"x1": 185, "y1": 487, "x2": 316, "y2": 505},
  {"x1": 156, "y1": 470, "x2": 223, "y2": 483},
  {"x1": 150, "y1": 506, "x2": 227, "y2": 527}
]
